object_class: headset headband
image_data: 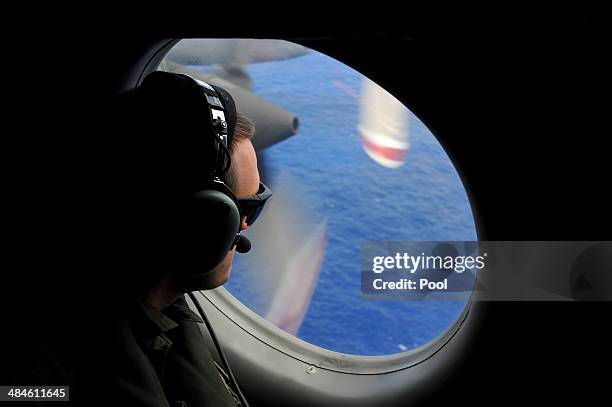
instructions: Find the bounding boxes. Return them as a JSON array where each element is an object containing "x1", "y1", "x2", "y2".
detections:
[{"x1": 187, "y1": 76, "x2": 231, "y2": 175}]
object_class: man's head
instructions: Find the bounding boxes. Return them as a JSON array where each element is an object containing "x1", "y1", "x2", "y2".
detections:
[{"x1": 117, "y1": 71, "x2": 269, "y2": 299}]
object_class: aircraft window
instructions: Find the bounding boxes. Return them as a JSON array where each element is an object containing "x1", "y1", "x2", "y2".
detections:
[{"x1": 158, "y1": 39, "x2": 477, "y2": 356}]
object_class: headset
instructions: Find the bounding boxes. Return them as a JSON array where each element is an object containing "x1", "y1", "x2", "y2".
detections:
[{"x1": 137, "y1": 71, "x2": 246, "y2": 292}]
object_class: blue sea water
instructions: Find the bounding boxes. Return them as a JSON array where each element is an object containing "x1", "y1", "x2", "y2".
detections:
[{"x1": 214, "y1": 51, "x2": 478, "y2": 356}]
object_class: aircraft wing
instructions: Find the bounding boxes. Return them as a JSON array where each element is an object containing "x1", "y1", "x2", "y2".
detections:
[{"x1": 165, "y1": 39, "x2": 310, "y2": 68}]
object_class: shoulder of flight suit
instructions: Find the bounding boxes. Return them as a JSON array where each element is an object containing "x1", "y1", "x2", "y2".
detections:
[{"x1": 161, "y1": 295, "x2": 240, "y2": 407}]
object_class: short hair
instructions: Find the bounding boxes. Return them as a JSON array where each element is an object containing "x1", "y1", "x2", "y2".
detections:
[{"x1": 223, "y1": 112, "x2": 255, "y2": 192}]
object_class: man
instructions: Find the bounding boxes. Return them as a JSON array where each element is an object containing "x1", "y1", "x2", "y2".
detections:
[
  {"x1": 114, "y1": 71, "x2": 267, "y2": 407},
  {"x1": 1, "y1": 72, "x2": 268, "y2": 407}
]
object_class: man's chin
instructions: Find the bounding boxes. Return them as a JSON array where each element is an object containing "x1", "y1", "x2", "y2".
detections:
[
  {"x1": 203, "y1": 279, "x2": 226, "y2": 290},
  {"x1": 214, "y1": 273, "x2": 231, "y2": 289},
  {"x1": 180, "y1": 268, "x2": 231, "y2": 291},
  {"x1": 202, "y1": 270, "x2": 231, "y2": 291}
]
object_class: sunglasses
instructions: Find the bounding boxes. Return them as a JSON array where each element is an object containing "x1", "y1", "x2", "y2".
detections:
[{"x1": 237, "y1": 182, "x2": 272, "y2": 226}]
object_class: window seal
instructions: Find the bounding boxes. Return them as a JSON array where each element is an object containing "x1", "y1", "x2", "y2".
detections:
[{"x1": 197, "y1": 288, "x2": 472, "y2": 375}]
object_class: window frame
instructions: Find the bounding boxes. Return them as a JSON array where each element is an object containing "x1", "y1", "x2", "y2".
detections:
[
  {"x1": 200, "y1": 287, "x2": 472, "y2": 374},
  {"x1": 149, "y1": 37, "x2": 479, "y2": 372}
]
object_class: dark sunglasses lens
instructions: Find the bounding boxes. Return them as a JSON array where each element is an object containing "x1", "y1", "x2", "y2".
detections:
[
  {"x1": 245, "y1": 204, "x2": 265, "y2": 225},
  {"x1": 239, "y1": 182, "x2": 271, "y2": 226}
]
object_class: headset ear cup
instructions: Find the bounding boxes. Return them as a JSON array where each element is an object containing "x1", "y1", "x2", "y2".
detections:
[{"x1": 179, "y1": 183, "x2": 241, "y2": 291}]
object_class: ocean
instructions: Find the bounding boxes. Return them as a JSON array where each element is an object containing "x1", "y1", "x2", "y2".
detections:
[{"x1": 214, "y1": 51, "x2": 478, "y2": 356}]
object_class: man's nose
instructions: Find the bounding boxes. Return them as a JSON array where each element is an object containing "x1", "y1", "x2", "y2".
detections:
[{"x1": 240, "y1": 216, "x2": 249, "y2": 231}]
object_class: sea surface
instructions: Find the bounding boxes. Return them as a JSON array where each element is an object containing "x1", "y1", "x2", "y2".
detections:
[{"x1": 197, "y1": 50, "x2": 478, "y2": 356}]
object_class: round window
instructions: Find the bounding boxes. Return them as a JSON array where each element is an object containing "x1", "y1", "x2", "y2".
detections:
[{"x1": 159, "y1": 39, "x2": 477, "y2": 356}]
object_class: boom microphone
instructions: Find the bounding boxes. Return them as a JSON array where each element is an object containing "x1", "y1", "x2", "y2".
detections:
[{"x1": 235, "y1": 234, "x2": 251, "y2": 253}]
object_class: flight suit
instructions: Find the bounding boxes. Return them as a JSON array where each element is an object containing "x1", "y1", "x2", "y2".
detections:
[
  {"x1": 1, "y1": 295, "x2": 240, "y2": 407},
  {"x1": 117, "y1": 295, "x2": 241, "y2": 407}
]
